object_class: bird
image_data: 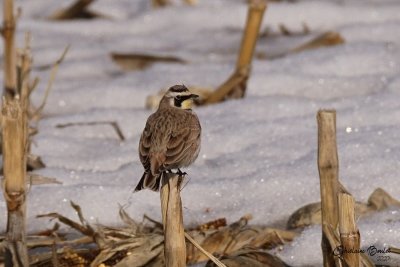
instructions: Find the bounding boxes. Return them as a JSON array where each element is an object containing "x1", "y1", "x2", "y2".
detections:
[{"x1": 134, "y1": 85, "x2": 201, "y2": 192}]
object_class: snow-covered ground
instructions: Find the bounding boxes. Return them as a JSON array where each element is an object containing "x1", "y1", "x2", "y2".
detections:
[{"x1": 1, "y1": 0, "x2": 400, "y2": 265}]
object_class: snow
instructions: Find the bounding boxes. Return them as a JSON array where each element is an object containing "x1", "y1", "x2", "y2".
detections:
[{"x1": 1, "y1": 0, "x2": 400, "y2": 266}]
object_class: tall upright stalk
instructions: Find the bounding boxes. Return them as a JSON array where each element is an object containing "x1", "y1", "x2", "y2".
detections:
[
  {"x1": 160, "y1": 173, "x2": 186, "y2": 267},
  {"x1": 2, "y1": 0, "x2": 29, "y2": 265},
  {"x1": 2, "y1": 96, "x2": 29, "y2": 267},
  {"x1": 204, "y1": 0, "x2": 267, "y2": 104},
  {"x1": 339, "y1": 192, "x2": 360, "y2": 267},
  {"x1": 317, "y1": 110, "x2": 339, "y2": 267},
  {"x1": 3, "y1": 0, "x2": 17, "y2": 99}
]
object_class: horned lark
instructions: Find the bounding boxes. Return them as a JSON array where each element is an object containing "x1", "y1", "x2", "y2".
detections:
[{"x1": 135, "y1": 85, "x2": 201, "y2": 192}]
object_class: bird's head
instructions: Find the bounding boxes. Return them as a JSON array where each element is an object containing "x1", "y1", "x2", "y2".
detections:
[{"x1": 163, "y1": 85, "x2": 199, "y2": 110}]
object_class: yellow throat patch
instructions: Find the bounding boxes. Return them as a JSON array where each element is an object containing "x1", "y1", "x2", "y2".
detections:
[{"x1": 181, "y1": 99, "x2": 193, "y2": 110}]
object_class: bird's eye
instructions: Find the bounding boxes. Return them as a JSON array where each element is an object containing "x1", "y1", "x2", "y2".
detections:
[{"x1": 175, "y1": 95, "x2": 182, "y2": 100}]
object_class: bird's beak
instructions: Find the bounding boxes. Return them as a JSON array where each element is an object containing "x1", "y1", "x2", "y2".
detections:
[{"x1": 190, "y1": 94, "x2": 199, "y2": 99}]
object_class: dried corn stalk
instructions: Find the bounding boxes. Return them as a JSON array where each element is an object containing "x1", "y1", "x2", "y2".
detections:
[
  {"x1": 205, "y1": 249, "x2": 290, "y2": 267},
  {"x1": 339, "y1": 192, "x2": 360, "y2": 267},
  {"x1": 204, "y1": 0, "x2": 267, "y2": 104},
  {"x1": 48, "y1": 0, "x2": 104, "y2": 20},
  {"x1": 287, "y1": 187, "x2": 400, "y2": 229},
  {"x1": 30, "y1": 203, "x2": 294, "y2": 266},
  {"x1": 317, "y1": 110, "x2": 339, "y2": 267},
  {"x1": 160, "y1": 173, "x2": 186, "y2": 267},
  {"x1": 152, "y1": 0, "x2": 197, "y2": 8},
  {"x1": 111, "y1": 53, "x2": 186, "y2": 71},
  {"x1": 260, "y1": 31, "x2": 345, "y2": 60},
  {"x1": 291, "y1": 31, "x2": 344, "y2": 53},
  {"x1": 187, "y1": 215, "x2": 297, "y2": 264},
  {"x1": 2, "y1": 0, "x2": 17, "y2": 99}
]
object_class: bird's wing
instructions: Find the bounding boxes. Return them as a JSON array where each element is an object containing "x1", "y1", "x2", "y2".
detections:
[
  {"x1": 139, "y1": 114, "x2": 169, "y2": 175},
  {"x1": 164, "y1": 114, "x2": 201, "y2": 166},
  {"x1": 138, "y1": 122, "x2": 152, "y2": 171}
]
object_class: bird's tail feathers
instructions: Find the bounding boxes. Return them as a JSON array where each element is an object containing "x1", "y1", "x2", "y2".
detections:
[{"x1": 134, "y1": 172, "x2": 162, "y2": 192}]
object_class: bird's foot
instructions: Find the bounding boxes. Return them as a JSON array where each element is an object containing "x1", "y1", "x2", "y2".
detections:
[{"x1": 177, "y1": 168, "x2": 187, "y2": 176}]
